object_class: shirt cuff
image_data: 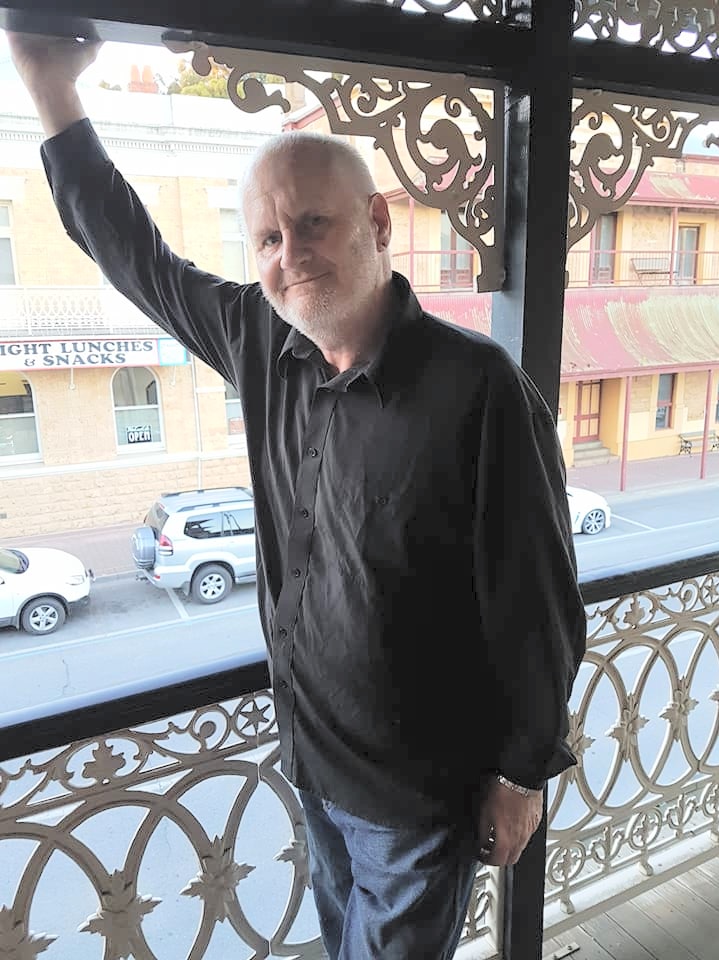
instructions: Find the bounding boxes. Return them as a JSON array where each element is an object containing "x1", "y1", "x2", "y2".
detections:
[{"x1": 41, "y1": 117, "x2": 110, "y2": 179}]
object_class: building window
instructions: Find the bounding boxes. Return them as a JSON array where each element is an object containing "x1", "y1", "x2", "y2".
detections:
[
  {"x1": 0, "y1": 204, "x2": 17, "y2": 285},
  {"x1": 655, "y1": 373, "x2": 675, "y2": 430},
  {"x1": 0, "y1": 373, "x2": 40, "y2": 459},
  {"x1": 674, "y1": 225, "x2": 700, "y2": 285},
  {"x1": 220, "y1": 209, "x2": 247, "y2": 283},
  {"x1": 112, "y1": 367, "x2": 164, "y2": 449},
  {"x1": 225, "y1": 379, "x2": 244, "y2": 441},
  {"x1": 440, "y1": 212, "x2": 474, "y2": 289},
  {"x1": 591, "y1": 213, "x2": 617, "y2": 284}
]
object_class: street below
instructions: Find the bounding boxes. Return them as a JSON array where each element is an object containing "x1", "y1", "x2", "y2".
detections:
[
  {"x1": 0, "y1": 578, "x2": 265, "y2": 724},
  {"x1": 0, "y1": 479, "x2": 717, "y2": 723},
  {"x1": 574, "y1": 480, "x2": 719, "y2": 578}
]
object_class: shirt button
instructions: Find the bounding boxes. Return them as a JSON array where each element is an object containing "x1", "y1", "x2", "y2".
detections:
[
  {"x1": 308, "y1": 446, "x2": 318, "y2": 457},
  {"x1": 277, "y1": 679, "x2": 289, "y2": 690},
  {"x1": 300, "y1": 508, "x2": 310, "y2": 519},
  {"x1": 375, "y1": 495, "x2": 388, "y2": 506},
  {"x1": 292, "y1": 568, "x2": 301, "y2": 578},
  {"x1": 278, "y1": 627, "x2": 287, "y2": 638}
]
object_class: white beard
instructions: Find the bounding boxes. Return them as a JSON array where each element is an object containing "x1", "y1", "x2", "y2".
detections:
[{"x1": 263, "y1": 283, "x2": 348, "y2": 349}]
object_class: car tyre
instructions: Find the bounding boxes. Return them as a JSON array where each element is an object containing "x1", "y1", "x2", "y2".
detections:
[
  {"x1": 21, "y1": 596, "x2": 66, "y2": 634},
  {"x1": 191, "y1": 564, "x2": 233, "y2": 604},
  {"x1": 581, "y1": 508, "x2": 606, "y2": 535}
]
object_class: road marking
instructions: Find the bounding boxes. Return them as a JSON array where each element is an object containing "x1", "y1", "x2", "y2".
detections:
[
  {"x1": 0, "y1": 602, "x2": 259, "y2": 661},
  {"x1": 585, "y1": 515, "x2": 719, "y2": 545},
  {"x1": 166, "y1": 588, "x2": 190, "y2": 620},
  {"x1": 611, "y1": 513, "x2": 655, "y2": 531}
]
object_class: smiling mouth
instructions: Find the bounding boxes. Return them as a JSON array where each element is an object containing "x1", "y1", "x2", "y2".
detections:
[{"x1": 285, "y1": 274, "x2": 329, "y2": 291}]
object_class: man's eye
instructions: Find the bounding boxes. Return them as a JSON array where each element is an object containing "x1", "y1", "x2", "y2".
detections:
[{"x1": 263, "y1": 235, "x2": 280, "y2": 248}]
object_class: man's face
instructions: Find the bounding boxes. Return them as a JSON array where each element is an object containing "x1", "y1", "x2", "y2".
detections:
[{"x1": 243, "y1": 145, "x2": 390, "y2": 347}]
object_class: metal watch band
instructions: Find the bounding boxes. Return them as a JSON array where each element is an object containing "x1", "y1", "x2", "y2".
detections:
[{"x1": 496, "y1": 773, "x2": 533, "y2": 797}]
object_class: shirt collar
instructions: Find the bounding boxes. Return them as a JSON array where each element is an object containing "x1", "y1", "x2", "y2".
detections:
[
  {"x1": 276, "y1": 325, "x2": 318, "y2": 378},
  {"x1": 275, "y1": 272, "x2": 424, "y2": 405}
]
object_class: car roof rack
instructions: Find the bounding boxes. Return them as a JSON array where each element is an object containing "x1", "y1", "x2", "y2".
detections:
[{"x1": 159, "y1": 485, "x2": 253, "y2": 499}]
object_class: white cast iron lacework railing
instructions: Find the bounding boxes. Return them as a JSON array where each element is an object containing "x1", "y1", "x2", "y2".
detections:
[
  {"x1": 2, "y1": 569, "x2": 718, "y2": 957},
  {"x1": 0, "y1": 692, "x2": 501, "y2": 960},
  {"x1": 544, "y1": 569, "x2": 719, "y2": 934}
]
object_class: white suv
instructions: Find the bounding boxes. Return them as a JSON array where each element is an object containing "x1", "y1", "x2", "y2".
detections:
[{"x1": 132, "y1": 487, "x2": 256, "y2": 603}]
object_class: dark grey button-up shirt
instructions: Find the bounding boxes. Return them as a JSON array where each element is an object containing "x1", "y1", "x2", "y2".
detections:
[{"x1": 42, "y1": 120, "x2": 586, "y2": 826}]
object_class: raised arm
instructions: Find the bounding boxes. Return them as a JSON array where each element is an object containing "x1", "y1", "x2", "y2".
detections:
[{"x1": 5, "y1": 31, "x2": 268, "y2": 384}]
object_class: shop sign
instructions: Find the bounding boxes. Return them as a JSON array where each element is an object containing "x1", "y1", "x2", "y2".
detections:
[
  {"x1": 0, "y1": 338, "x2": 189, "y2": 371},
  {"x1": 126, "y1": 425, "x2": 153, "y2": 444}
]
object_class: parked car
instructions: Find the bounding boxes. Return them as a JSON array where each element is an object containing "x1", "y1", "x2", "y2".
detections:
[
  {"x1": 567, "y1": 485, "x2": 611, "y2": 535},
  {"x1": 132, "y1": 486, "x2": 256, "y2": 603},
  {"x1": 0, "y1": 546, "x2": 92, "y2": 635}
]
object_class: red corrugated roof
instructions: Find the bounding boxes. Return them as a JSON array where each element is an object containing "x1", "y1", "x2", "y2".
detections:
[
  {"x1": 623, "y1": 170, "x2": 719, "y2": 206},
  {"x1": 419, "y1": 286, "x2": 719, "y2": 379},
  {"x1": 560, "y1": 286, "x2": 719, "y2": 377}
]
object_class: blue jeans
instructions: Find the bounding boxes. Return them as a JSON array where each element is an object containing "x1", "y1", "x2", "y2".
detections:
[{"x1": 300, "y1": 791, "x2": 479, "y2": 960}]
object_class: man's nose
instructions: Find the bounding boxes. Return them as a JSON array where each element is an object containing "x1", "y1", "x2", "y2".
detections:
[{"x1": 280, "y1": 229, "x2": 311, "y2": 270}]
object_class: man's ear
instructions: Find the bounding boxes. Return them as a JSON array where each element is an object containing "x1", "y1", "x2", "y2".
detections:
[{"x1": 369, "y1": 193, "x2": 392, "y2": 251}]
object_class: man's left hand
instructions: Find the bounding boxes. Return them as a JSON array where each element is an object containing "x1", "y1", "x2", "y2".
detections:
[{"x1": 476, "y1": 778, "x2": 543, "y2": 866}]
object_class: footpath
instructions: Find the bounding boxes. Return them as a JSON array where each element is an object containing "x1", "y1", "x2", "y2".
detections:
[{"x1": 1, "y1": 453, "x2": 718, "y2": 578}]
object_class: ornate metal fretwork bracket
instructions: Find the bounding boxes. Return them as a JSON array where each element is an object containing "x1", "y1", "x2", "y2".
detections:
[
  {"x1": 574, "y1": 1, "x2": 719, "y2": 57},
  {"x1": 166, "y1": 41, "x2": 504, "y2": 290},
  {"x1": 568, "y1": 90, "x2": 719, "y2": 249},
  {"x1": 354, "y1": 0, "x2": 530, "y2": 25}
]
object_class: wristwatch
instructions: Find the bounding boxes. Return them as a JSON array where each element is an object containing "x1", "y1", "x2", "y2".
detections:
[{"x1": 496, "y1": 773, "x2": 538, "y2": 797}]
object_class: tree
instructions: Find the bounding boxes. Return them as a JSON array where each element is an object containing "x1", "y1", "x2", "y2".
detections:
[
  {"x1": 162, "y1": 57, "x2": 284, "y2": 99},
  {"x1": 165, "y1": 58, "x2": 231, "y2": 98}
]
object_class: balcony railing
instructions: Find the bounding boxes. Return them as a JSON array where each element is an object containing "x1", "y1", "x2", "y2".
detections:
[
  {"x1": 2, "y1": 251, "x2": 711, "y2": 337},
  {"x1": 1, "y1": 553, "x2": 718, "y2": 958},
  {"x1": 0, "y1": 286, "x2": 162, "y2": 338},
  {"x1": 566, "y1": 248, "x2": 719, "y2": 288},
  {"x1": 390, "y1": 249, "x2": 719, "y2": 292},
  {"x1": 391, "y1": 249, "x2": 478, "y2": 292}
]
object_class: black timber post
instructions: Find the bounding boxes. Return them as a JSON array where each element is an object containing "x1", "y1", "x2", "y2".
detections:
[
  {"x1": 493, "y1": 2, "x2": 574, "y2": 960},
  {"x1": 491, "y1": 0, "x2": 574, "y2": 416}
]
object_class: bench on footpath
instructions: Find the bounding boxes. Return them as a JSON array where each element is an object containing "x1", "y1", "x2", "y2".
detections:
[{"x1": 678, "y1": 430, "x2": 719, "y2": 455}]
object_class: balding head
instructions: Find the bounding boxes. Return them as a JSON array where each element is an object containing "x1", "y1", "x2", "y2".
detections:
[{"x1": 242, "y1": 131, "x2": 378, "y2": 209}]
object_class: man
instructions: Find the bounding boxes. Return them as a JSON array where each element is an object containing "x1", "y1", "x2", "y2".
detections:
[{"x1": 9, "y1": 31, "x2": 586, "y2": 959}]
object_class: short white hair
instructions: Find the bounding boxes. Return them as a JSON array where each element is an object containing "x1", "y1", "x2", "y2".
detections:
[{"x1": 241, "y1": 131, "x2": 379, "y2": 205}]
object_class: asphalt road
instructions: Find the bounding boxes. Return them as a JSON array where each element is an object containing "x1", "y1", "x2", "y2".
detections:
[
  {"x1": 574, "y1": 481, "x2": 719, "y2": 579},
  {"x1": 0, "y1": 577, "x2": 265, "y2": 724},
  {"x1": 1, "y1": 480, "x2": 717, "y2": 723}
]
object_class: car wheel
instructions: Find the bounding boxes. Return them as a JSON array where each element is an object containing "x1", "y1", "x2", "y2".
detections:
[
  {"x1": 191, "y1": 564, "x2": 233, "y2": 604},
  {"x1": 132, "y1": 526, "x2": 156, "y2": 569},
  {"x1": 21, "y1": 596, "x2": 66, "y2": 634},
  {"x1": 581, "y1": 509, "x2": 606, "y2": 535}
]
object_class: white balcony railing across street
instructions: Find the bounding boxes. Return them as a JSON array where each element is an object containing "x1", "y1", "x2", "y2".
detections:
[
  {"x1": 0, "y1": 575, "x2": 717, "y2": 957},
  {"x1": 0, "y1": 286, "x2": 162, "y2": 338}
]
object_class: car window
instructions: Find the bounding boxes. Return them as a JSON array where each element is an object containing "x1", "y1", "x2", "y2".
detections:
[
  {"x1": 145, "y1": 502, "x2": 169, "y2": 533},
  {"x1": 184, "y1": 513, "x2": 223, "y2": 539},
  {"x1": 226, "y1": 508, "x2": 254, "y2": 536}
]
